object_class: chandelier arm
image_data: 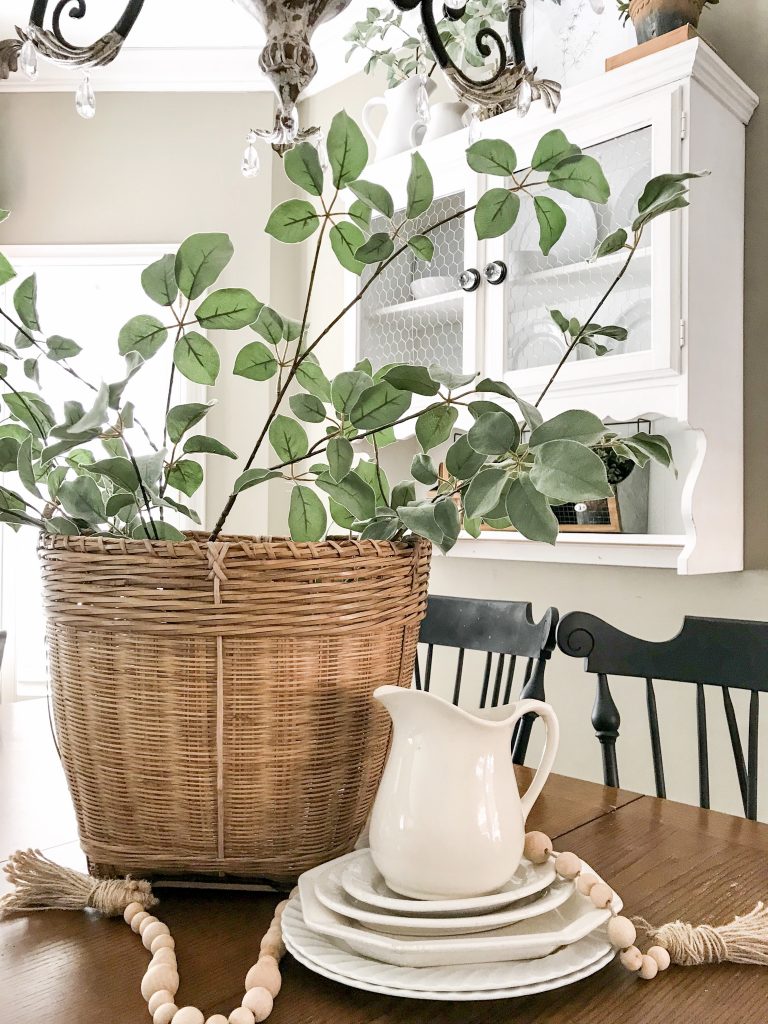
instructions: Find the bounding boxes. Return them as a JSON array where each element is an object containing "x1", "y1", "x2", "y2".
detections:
[
  {"x1": 26, "y1": 0, "x2": 146, "y2": 68},
  {"x1": 390, "y1": 0, "x2": 508, "y2": 88}
]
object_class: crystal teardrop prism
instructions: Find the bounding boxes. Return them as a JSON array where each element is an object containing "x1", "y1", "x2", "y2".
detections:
[
  {"x1": 416, "y1": 75, "x2": 431, "y2": 124},
  {"x1": 76, "y1": 73, "x2": 96, "y2": 119},
  {"x1": 517, "y1": 79, "x2": 533, "y2": 118},
  {"x1": 315, "y1": 130, "x2": 330, "y2": 175},
  {"x1": 241, "y1": 131, "x2": 260, "y2": 178},
  {"x1": 467, "y1": 114, "x2": 481, "y2": 145},
  {"x1": 20, "y1": 40, "x2": 38, "y2": 80}
]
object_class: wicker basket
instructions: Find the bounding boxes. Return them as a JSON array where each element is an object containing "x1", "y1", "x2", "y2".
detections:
[{"x1": 39, "y1": 533, "x2": 431, "y2": 885}]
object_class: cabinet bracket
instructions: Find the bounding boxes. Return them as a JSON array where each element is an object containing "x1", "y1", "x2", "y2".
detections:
[{"x1": 680, "y1": 319, "x2": 687, "y2": 348}]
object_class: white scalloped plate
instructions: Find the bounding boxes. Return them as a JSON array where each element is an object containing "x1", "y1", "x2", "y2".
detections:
[
  {"x1": 316, "y1": 856, "x2": 574, "y2": 936},
  {"x1": 283, "y1": 899, "x2": 615, "y2": 999},
  {"x1": 340, "y1": 848, "x2": 556, "y2": 915}
]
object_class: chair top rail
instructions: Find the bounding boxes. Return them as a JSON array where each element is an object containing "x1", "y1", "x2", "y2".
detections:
[{"x1": 419, "y1": 596, "x2": 558, "y2": 659}]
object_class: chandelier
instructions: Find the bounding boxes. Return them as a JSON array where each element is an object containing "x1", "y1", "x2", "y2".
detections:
[{"x1": 0, "y1": 1, "x2": 560, "y2": 169}]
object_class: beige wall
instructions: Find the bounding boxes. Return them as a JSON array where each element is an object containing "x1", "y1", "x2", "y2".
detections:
[
  {"x1": 0, "y1": 90, "x2": 276, "y2": 536},
  {"x1": 296, "y1": 30, "x2": 768, "y2": 818}
]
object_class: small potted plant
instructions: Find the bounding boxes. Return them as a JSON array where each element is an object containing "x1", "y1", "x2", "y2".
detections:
[{"x1": 617, "y1": 0, "x2": 719, "y2": 44}]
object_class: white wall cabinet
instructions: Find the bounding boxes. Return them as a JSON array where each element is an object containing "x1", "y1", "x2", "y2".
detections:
[{"x1": 344, "y1": 40, "x2": 757, "y2": 574}]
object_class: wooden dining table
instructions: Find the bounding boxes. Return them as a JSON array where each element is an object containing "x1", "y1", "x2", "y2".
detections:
[{"x1": 1, "y1": 700, "x2": 766, "y2": 1023}]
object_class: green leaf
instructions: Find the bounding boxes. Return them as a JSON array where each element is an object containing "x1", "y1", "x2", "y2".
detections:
[
  {"x1": 282, "y1": 317, "x2": 305, "y2": 344},
  {"x1": 0, "y1": 436, "x2": 20, "y2": 472},
  {"x1": 17, "y1": 435, "x2": 41, "y2": 498},
  {"x1": 406, "y1": 151, "x2": 434, "y2": 218},
  {"x1": 428, "y1": 365, "x2": 476, "y2": 389},
  {"x1": 392, "y1": 480, "x2": 416, "y2": 508},
  {"x1": 133, "y1": 521, "x2": 186, "y2": 541},
  {"x1": 383, "y1": 364, "x2": 440, "y2": 397},
  {"x1": 637, "y1": 171, "x2": 707, "y2": 214},
  {"x1": 269, "y1": 415, "x2": 308, "y2": 463},
  {"x1": 330, "y1": 222, "x2": 365, "y2": 275},
  {"x1": 355, "y1": 232, "x2": 395, "y2": 264},
  {"x1": 445, "y1": 434, "x2": 486, "y2": 480},
  {"x1": 464, "y1": 467, "x2": 508, "y2": 519},
  {"x1": 195, "y1": 288, "x2": 262, "y2": 330},
  {"x1": 45, "y1": 335, "x2": 82, "y2": 361},
  {"x1": 397, "y1": 503, "x2": 445, "y2": 549},
  {"x1": 350, "y1": 382, "x2": 411, "y2": 429},
  {"x1": 349, "y1": 179, "x2": 394, "y2": 219},
  {"x1": 505, "y1": 475, "x2": 559, "y2": 544},
  {"x1": 474, "y1": 189, "x2": 520, "y2": 240},
  {"x1": 534, "y1": 196, "x2": 566, "y2": 256},
  {"x1": 87, "y1": 457, "x2": 140, "y2": 491},
  {"x1": 548, "y1": 156, "x2": 610, "y2": 204},
  {"x1": 624, "y1": 433, "x2": 674, "y2": 468},
  {"x1": 530, "y1": 439, "x2": 613, "y2": 502},
  {"x1": 411, "y1": 453, "x2": 438, "y2": 486},
  {"x1": 284, "y1": 142, "x2": 324, "y2": 196},
  {"x1": 289, "y1": 393, "x2": 326, "y2": 423},
  {"x1": 331, "y1": 370, "x2": 374, "y2": 415},
  {"x1": 328, "y1": 436, "x2": 354, "y2": 482},
  {"x1": 233, "y1": 341, "x2": 278, "y2": 381},
  {"x1": 466, "y1": 139, "x2": 517, "y2": 176},
  {"x1": 0, "y1": 209, "x2": 9, "y2": 223},
  {"x1": 633, "y1": 193, "x2": 690, "y2": 233},
  {"x1": 0, "y1": 253, "x2": 16, "y2": 288},
  {"x1": 233, "y1": 468, "x2": 282, "y2": 493},
  {"x1": 105, "y1": 492, "x2": 135, "y2": 518},
  {"x1": 355, "y1": 458, "x2": 390, "y2": 509},
  {"x1": 58, "y1": 476, "x2": 106, "y2": 525},
  {"x1": 296, "y1": 354, "x2": 332, "y2": 403},
  {"x1": 327, "y1": 110, "x2": 368, "y2": 189},
  {"x1": 183, "y1": 434, "x2": 237, "y2": 460},
  {"x1": 6, "y1": 391, "x2": 55, "y2": 439},
  {"x1": 14, "y1": 275, "x2": 41, "y2": 331},
  {"x1": 166, "y1": 401, "x2": 213, "y2": 445},
  {"x1": 529, "y1": 409, "x2": 606, "y2": 448},
  {"x1": 467, "y1": 411, "x2": 518, "y2": 456},
  {"x1": 174, "y1": 331, "x2": 220, "y2": 385},
  {"x1": 463, "y1": 514, "x2": 481, "y2": 538},
  {"x1": 474, "y1": 378, "x2": 543, "y2": 429},
  {"x1": 329, "y1": 498, "x2": 356, "y2": 530},
  {"x1": 408, "y1": 235, "x2": 434, "y2": 262},
  {"x1": 531, "y1": 129, "x2": 581, "y2": 172},
  {"x1": 415, "y1": 404, "x2": 458, "y2": 452},
  {"x1": 134, "y1": 449, "x2": 166, "y2": 489},
  {"x1": 141, "y1": 253, "x2": 178, "y2": 307},
  {"x1": 167, "y1": 459, "x2": 204, "y2": 496},
  {"x1": 433, "y1": 497, "x2": 460, "y2": 552},
  {"x1": 591, "y1": 228, "x2": 628, "y2": 261},
  {"x1": 175, "y1": 233, "x2": 233, "y2": 300},
  {"x1": 316, "y1": 471, "x2": 375, "y2": 520},
  {"x1": 289, "y1": 485, "x2": 327, "y2": 541},
  {"x1": 266, "y1": 199, "x2": 320, "y2": 243},
  {"x1": 348, "y1": 199, "x2": 373, "y2": 231},
  {"x1": 118, "y1": 315, "x2": 168, "y2": 360},
  {"x1": 360, "y1": 517, "x2": 400, "y2": 541},
  {"x1": 252, "y1": 306, "x2": 284, "y2": 346}
]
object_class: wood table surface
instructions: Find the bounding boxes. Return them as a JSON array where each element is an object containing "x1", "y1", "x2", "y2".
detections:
[{"x1": 1, "y1": 700, "x2": 766, "y2": 1023}]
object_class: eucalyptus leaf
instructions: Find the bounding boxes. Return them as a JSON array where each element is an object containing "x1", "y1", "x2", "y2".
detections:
[
  {"x1": 433, "y1": 497, "x2": 460, "y2": 552},
  {"x1": 531, "y1": 129, "x2": 581, "y2": 172},
  {"x1": 183, "y1": 434, "x2": 237, "y2": 459},
  {"x1": 0, "y1": 253, "x2": 16, "y2": 288},
  {"x1": 466, "y1": 139, "x2": 517, "y2": 176},
  {"x1": 360, "y1": 518, "x2": 400, "y2": 541},
  {"x1": 415, "y1": 404, "x2": 458, "y2": 452},
  {"x1": 23, "y1": 358, "x2": 39, "y2": 385},
  {"x1": 233, "y1": 341, "x2": 278, "y2": 381},
  {"x1": 14, "y1": 275, "x2": 41, "y2": 331},
  {"x1": 265, "y1": 200, "x2": 320, "y2": 243},
  {"x1": 548, "y1": 156, "x2": 610, "y2": 204},
  {"x1": 505, "y1": 474, "x2": 559, "y2": 544},
  {"x1": 348, "y1": 179, "x2": 394, "y2": 219},
  {"x1": 349, "y1": 381, "x2": 410, "y2": 430},
  {"x1": 174, "y1": 331, "x2": 220, "y2": 386},
  {"x1": 355, "y1": 232, "x2": 395, "y2": 264},
  {"x1": 269, "y1": 415, "x2": 308, "y2": 463},
  {"x1": 383, "y1": 364, "x2": 440, "y2": 397},
  {"x1": 296, "y1": 354, "x2": 332, "y2": 402},
  {"x1": 406, "y1": 151, "x2": 433, "y2": 218},
  {"x1": 637, "y1": 171, "x2": 707, "y2": 214},
  {"x1": 166, "y1": 401, "x2": 214, "y2": 445},
  {"x1": 329, "y1": 498, "x2": 356, "y2": 530},
  {"x1": 252, "y1": 306, "x2": 284, "y2": 346},
  {"x1": 411, "y1": 452, "x2": 438, "y2": 486},
  {"x1": 46, "y1": 335, "x2": 82, "y2": 361},
  {"x1": 529, "y1": 410, "x2": 606, "y2": 448},
  {"x1": 17, "y1": 435, "x2": 41, "y2": 498},
  {"x1": 233, "y1": 468, "x2": 282, "y2": 493},
  {"x1": 175, "y1": 233, "x2": 233, "y2": 300},
  {"x1": 0, "y1": 437, "x2": 21, "y2": 472},
  {"x1": 141, "y1": 253, "x2": 178, "y2": 307},
  {"x1": 327, "y1": 110, "x2": 368, "y2": 188},
  {"x1": 445, "y1": 434, "x2": 486, "y2": 480},
  {"x1": 408, "y1": 235, "x2": 434, "y2": 262},
  {"x1": 6, "y1": 391, "x2": 55, "y2": 438},
  {"x1": 284, "y1": 142, "x2": 325, "y2": 196},
  {"x1": 467, "y1": 412, "x2": 517, "y2": 456},
  {"x1": 534, "y1": 196, "x2": 566, "y2": 256},
  {"x1": 133, "y1": 521, "x2": 186, "y2": 541},
  {"x1": 391, "y1": 480, "x2": 415, "y2": 508},
  {"x1": 591, "y1": 228, "x2": 628, "y2": 261},
  {"x1": 530, "y1": 439, "x2": 612, "y2": 502},
  {"x1": 474, "y1": 378, "x2": 543, "y2": 430},
  {"x1": 87, "y1": 457, "x2": 140, "y2": 491},
  {"x1": 106, "y1": 491, "x2": 136, "y2": 518},
  {"x1": 289, "y1": 393, "x2": 326, "y2": 423},
  {"x1": 331, "y1": 370, "x2": 374, "y2": 415},
  {"x1": 167, "y1": 459, "x2": 204, "y2": 496},
  {"x1": 355, "y1": 458, "x2": 390, "y2": 509},
  {"x1": 474, "y1": 189, "x2": 520, "y2": 240},
  {"x1": 396, "y1": 502, "x2": 444, "y2": 547},
  {"x1": 289, "y1": 484, "x2": 327, "y2": 541},
  {"x1": 195, "y1": 288, "x2": 262, "y2": 330},
  {"x1": 633, "y1": 193, "x2": 689, "y2": 232},
  {"x1": 316, "y1": 471, "x2": 375, "y2": 520},
  {"x1": 58, "y1": 476, "x2": 106, "y2": 524},
  {"x1": 118, "y1": 315, "x2": 168, "y2": 360},
  {"x1": 348, "y1": 199, "x2": 372, "y2": 231},
  {"x1": 330, "y1": 222, "x2": 365, "y2": 275},
  {"x1": 428, "y1": 365, "x2": 476, "y2": 389},
  {"x1": 327, "y1": 436, "x2": 354, "y2": 482}
]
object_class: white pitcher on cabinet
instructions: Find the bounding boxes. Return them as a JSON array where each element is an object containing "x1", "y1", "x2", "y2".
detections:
[
  {"x1": 362, "y1": 77, "x2": 437, "y2": 161},
  {"x1": 369, "y1": 685, "x2": 560, "y2": 900}
]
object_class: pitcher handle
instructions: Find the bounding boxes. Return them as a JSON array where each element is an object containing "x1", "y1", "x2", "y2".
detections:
[
  {"x1": 512, "y1": 699, "x2": 560, "y2": 821},
  {"x1": 362, "y1": 96, "x2": 386, "y2": 143}
]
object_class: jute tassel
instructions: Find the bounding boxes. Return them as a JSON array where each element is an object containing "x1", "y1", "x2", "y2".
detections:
[
  {"x1": 1, "y1": 849, "x2": 157, "y2": 918},
  {"x1": 635, "y1": 902, "x2": 768, "y2": 967}
]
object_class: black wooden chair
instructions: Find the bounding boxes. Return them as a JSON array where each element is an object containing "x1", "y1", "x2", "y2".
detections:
[
  {"x1": 415, "y1": 596, "x2": 558, "y2": 765},
  {"x1": 557, "y1": 612, "x2": 766, "y2": 820}
]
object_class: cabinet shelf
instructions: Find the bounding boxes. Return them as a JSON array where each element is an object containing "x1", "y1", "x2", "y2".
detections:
[
  {"x1": 371, "y1": 290, "x2": 463, "y2": 322},
  {"x1": 506, "y1": 247, "x2": 652, "y2": 311},
  {"x1": 451, "y1": 530, "x2": 688, "y2": 570}
]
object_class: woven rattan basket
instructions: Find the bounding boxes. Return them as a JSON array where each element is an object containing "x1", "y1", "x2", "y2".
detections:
[{"x1": 39, "y1": 533, "x2": 431, "y2": 885}]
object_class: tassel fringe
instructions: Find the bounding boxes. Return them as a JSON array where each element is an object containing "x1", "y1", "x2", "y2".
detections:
[
  {"x1": 635, "y1": 902, "x2": 768, "y2": 967},
  {"x1": 1, "y1": 849, "x2": 156, "y2": 918}
]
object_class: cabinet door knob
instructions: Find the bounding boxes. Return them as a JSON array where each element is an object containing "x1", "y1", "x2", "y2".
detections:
[
  {"x1": 459, "y1": 268, "x2": 481, "y2": 293},
  {"x1": 484, "y1": 260, "x2": 508, "y2": 285}
]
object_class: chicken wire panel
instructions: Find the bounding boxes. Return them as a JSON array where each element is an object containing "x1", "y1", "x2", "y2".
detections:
[
  {"x1": 357, "y1": 192, "x2": 465, "y2": 371},
  {"x1": 505, "y1": 126, "x2": 653, "y2": 374}
]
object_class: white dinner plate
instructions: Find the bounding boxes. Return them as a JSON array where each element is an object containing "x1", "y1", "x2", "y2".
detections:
[
  {"x1": 298, "y1": 857, "x2": 621, "y2": 968},
  {"x1": 315, "y1": 857, "x2": 574, "y2": 936},
  {"x1": 283, "y1": 898, "x2": 616, "y2": 999},
  {"x1": 340, "y1": 848, "x2": 556, "y2": 915}
]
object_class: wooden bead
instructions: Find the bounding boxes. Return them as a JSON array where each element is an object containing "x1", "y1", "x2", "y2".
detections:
[
  {"x1": 228, "y1": 1009, "x2": 255, "y2": 1024},
  {"x1": 619, "y1": 946, "x2": 643, "y2": 972},
  {"x1": 648, "y1": 945, "x2": 671, "y2": 971},
  {"x1": 131, "y1": 910, "x2": 151, "y2": 933},
  {"x1": 242, "y1": 987, "x2": 274, "y2": 1022},
  {"x1": 151, "y1": 949, "x2": 178, "y2": 969},
  {"x1": 151, "y1": 934, "x2": 176, "y2": 953},
  {"x1": 206, "y1": 1017, "x2": 229, "y2": 1024},
  {"x1": 143, "y1": 921, "x2": 172, "y2": 949},
  {"x1": 523, "y1": 831, "x2": 552, "y2": 865},
  {"x1": 258, "y1": 933, "x2": 284, "y2": 958},
  {"x1": 258, "y1": 955, "x2": 279, "y2": 970},
  {"x1": 123, "y1": 901, "x2": 144, "y2": 925},
  {"x1": 576, "y1": 872, "x2": 600, "y2": 896},
  {"x1": 154, "y1": 1006, "x2": 179, "y2": 1024},
  {"x1": 554, "y1": 852, "x2": 581, "y2": 880},
  {"x1": 244, "y1": 962, "x2": 281, "y2": 997},
  {"x1": 141, "y1": 966, "x2": 180, "y2": 1001},
  {"x1": 171, "y1": 1010, "x2": 204, "y2": 1024},
  {"x1": 139, "y1": 915, "x2": 159, "y2": 935},
  {"x1": 607, "y1": 915, "x2": 637, "y2": 950},
  {"x1": 589, "y1": 882, "x2": 614, "y2": 910},
  {"x1": 149, "y1": 990, "x2": 176, "y2": 1014},
  {"x1": 639, "y1": 954, "x2": 659, "y2": 980}
]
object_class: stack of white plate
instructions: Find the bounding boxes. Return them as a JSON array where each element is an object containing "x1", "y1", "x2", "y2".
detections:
[{"x1": 282, "y1": 850, "x2": 621, "y2": 1000}]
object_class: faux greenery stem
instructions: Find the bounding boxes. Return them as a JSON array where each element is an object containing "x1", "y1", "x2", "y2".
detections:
[
  {"x1": 123, "y1": 434, "x2": 159, "y2": 540},
  {"x1": 0, "y1": 375, "x2": 47, "y2": 439}
]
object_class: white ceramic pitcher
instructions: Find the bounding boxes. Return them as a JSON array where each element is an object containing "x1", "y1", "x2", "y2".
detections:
[
  {"x1": 410, "y1": 100, "x2": 468, "y2": 147},
  {"x1": 369, "y1": 685, "x2": 560, "y2": 900},
  {"x1": 362, "y1": 77, "x2": 436, "y2": 161}
]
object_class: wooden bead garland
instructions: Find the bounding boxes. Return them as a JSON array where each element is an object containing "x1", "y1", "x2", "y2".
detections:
[{"x1": 123, "y1": 887, "x2": 296, "y2": 1023}]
